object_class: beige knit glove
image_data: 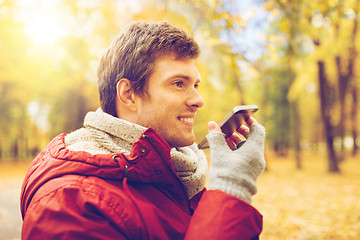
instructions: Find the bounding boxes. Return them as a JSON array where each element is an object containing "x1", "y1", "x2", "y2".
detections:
[{"x1": 206, "y1": 123, "x2": 266, "y2": 203}]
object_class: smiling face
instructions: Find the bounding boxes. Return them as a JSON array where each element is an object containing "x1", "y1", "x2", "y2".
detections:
[{"x1": 134, "y1": 56, "x2": 205, "y2": 147}]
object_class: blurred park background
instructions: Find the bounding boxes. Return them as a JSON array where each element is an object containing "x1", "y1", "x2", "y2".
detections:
[{"x1": 0, "y1": 0, "x2": 360, "y2": 239}]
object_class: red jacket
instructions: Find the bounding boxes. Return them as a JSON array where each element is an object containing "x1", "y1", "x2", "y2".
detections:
[{"x1": 21, "y1": 128, "x2": 262, "y2": 239}]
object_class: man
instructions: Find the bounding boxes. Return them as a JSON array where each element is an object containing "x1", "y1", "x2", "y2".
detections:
[{"x1": 21, "y1": 21, "x2": 265, "y2": 239}]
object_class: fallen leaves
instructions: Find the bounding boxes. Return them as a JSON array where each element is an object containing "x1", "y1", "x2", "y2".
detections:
[{"x1": 253, "y1": 151, "x2": 360, "y2": 240}]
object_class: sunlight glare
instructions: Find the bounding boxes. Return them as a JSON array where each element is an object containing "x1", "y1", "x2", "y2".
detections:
[
  {"x1": 16, "y1": 0, "x2": 72, "y2": 45},
  {"x1": 24, "y1": 12, "x2": 69, "y2": 45},
  {"x1": 24, "y1": 9, "x2": 68, "y2": 44}
]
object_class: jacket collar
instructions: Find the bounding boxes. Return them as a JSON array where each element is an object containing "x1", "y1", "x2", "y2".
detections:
[
  {"x1": 83, "y1": 108, "x2": 146, "y2": 153},
  {"x1": 21, "y1": 128, "x2": 191, "y2": 217},
  {"x1": 75, "y1": 109, "x2": 207, "y2": 199}
]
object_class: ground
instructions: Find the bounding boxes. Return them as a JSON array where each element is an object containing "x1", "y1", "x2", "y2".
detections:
[
  {"x1": 0, "y1": 161, "x2": 26, "y2": 240},
  {"x1": 0, "y1": 178, "x2": 22, "y2": 240},
  {"x1": 253, "y1": 151, "x2": 360, "y2": 240}
]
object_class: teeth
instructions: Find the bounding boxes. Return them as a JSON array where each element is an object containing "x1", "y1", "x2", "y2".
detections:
[{"x1": 179, "y1": 117, "x2": 193, "y2": 123}]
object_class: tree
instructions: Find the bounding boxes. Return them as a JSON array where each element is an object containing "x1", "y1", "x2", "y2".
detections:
[
  {"x1": 334, "y1": 0, "x2": 360, "y2": 158},
  {"x1": 260, "y1": 0, "x2": 360, "y2": 172}
]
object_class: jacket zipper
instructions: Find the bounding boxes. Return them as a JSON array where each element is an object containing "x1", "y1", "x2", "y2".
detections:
[{"x1": 141, "y1": 134, "x2": 192, "y2": 214}]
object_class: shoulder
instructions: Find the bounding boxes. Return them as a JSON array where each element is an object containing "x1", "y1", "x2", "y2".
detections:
[
  {"x1": 26, "y1": 174, "x2": 142, "y2": 239},
  {"x1": 64, "y1": 128, "x2": 110, "y2": 154},
  {"x1": 32, "y1": 174, "x2": 133, "y2": 211}
]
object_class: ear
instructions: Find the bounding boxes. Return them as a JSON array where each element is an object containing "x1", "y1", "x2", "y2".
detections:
[{"x1": 116, "y1": 78, "x2": 137, "y2": 112}]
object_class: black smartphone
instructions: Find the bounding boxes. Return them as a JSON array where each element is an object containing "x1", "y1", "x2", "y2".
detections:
[{"x1": 197, "y1": 105, "x2": 259, "y2": 149}]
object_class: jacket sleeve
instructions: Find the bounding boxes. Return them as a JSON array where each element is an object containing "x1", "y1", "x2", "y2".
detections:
[
  {"x1": 22, "y1": 181, "x2": 129, "y2": 240},
  {"x1": 185, "y1": 189, "x2": 263, "y2": 240}
]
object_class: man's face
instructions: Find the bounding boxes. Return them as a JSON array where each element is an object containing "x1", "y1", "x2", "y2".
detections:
[{"x1": 134, "y1": 56, "x2": 204, "y2": 147}]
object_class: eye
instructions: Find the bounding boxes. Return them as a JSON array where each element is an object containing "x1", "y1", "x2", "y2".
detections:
[
  {"x1": 174, "y1": 81, "x2": 184, "y2": 88},
  {"x1": 194, "y1": 82, "x2": 200, "y2": 89}
]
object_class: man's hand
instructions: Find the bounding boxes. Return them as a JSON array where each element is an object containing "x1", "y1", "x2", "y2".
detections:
[
  {"x1": 206, "y1": 117, "x2": 265, "y2": 203},
  {"x1": 208, "y1": 117, "x2": 257, "y2": 150}
]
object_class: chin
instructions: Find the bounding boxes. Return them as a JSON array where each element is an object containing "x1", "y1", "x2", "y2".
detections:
[
  {"x1": 177, "y1": 142, "x2": 194, "y2": 148},
  {"x1": 162, "y1": 131, "x2": 196, "y2": 148},
  {"x1": 173, "y1": 138, "x2": 195, "y2": 148}
]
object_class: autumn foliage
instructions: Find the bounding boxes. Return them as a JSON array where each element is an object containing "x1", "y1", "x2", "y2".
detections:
[{"x1": 0, "y1": 1, "x2": 360, "y2": 238}]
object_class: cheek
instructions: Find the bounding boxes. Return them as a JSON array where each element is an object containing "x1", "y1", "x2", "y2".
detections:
[
  {"x1": 137, "y1": 95, "x2": 179, "y2": 130},
  {"x1": 145, "y1": 110, "x2": 175, "y2": 135},
  {"x1": 137, "y1": 105, "x2": 165, "y2": 128}
]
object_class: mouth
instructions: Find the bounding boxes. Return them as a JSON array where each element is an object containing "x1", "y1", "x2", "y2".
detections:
[
  {"x1": 179, "y1": 117, "x2": 194, "y2": 123},
  {"x1": 178, "y1": 116, "x2": 195, "y2": 126}
]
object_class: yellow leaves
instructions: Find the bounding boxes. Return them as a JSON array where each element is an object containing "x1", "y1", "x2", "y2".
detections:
[
  {"x1": 263, "y1": 0, "x2": 277, "y2": 11},
  {"x1": 253, "y1": 151, "x2": 360, "y2": 240}
]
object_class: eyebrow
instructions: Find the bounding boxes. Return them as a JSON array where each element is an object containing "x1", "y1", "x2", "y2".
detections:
[{"x1": 167, "y1": 74, "x2": 201, "y2": 83}]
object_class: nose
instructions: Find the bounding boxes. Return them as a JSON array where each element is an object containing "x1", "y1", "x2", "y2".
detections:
[{"x1": 186, "y1": 88, "x2": 205, "y2": 109}]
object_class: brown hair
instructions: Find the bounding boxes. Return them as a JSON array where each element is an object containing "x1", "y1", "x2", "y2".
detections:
[{"x1": 97, "y1": 21, "x2": 200, "y2": 117}]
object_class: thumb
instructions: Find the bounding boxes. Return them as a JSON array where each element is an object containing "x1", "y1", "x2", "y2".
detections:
[
  {"x1": 208, "y1": 121, "x2": 222, "y2": 133},
  {"x1": 207, "y1": 121, "x2": 228, "y2": 150}
]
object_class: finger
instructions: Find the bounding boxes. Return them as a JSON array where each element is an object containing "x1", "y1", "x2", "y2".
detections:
[
  {"x1": 231, "y1": 132, "x2": 247, "y2": 149},
  {"x1": 246, "y1": 123, "x2": 266, "y2": 145},
  {"x1": 237, "y1": 125, "x2": 250, "y2": 138},
  {"x1": 228, "y1": 132, "x2": 242, "y2": 144},
  {"x1": 208, "y1": 121, "x2": 221, "y2": 133},
  {"x1": 245, "y1": 117, "x2": 258, "y2": 127},
  {"x1": 227, "y1": 133, "x2": 247, "y2": 150},
  {"x1": 226, "y1": 137, "x2": 237, "y2": 150}
]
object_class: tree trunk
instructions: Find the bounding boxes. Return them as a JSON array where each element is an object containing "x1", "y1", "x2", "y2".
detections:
[
  {"x1": 350, "y1": 0, "x2": 360, "y2": 156},
  {"x1": 335, "y1": 56, "x2": 347, "y2": 160},
  {"x1": 12, "y1": 138, "x2": 19, "y2": 162},
  {"x1": 335, "y1": 0, "x2": 360, "y2": 159},
  {"x1": 351, "y1": 84, "x2": 358, "y2": 156},
  {"x1": 291, "y1": 101, "x2": 302, "y2": 169},
  {"x1": 288, "y1": 55, "x2": 302, "y2": 169},
  {"x1": 317, "y1": 60, "x2": 340, "y2": 173}
]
